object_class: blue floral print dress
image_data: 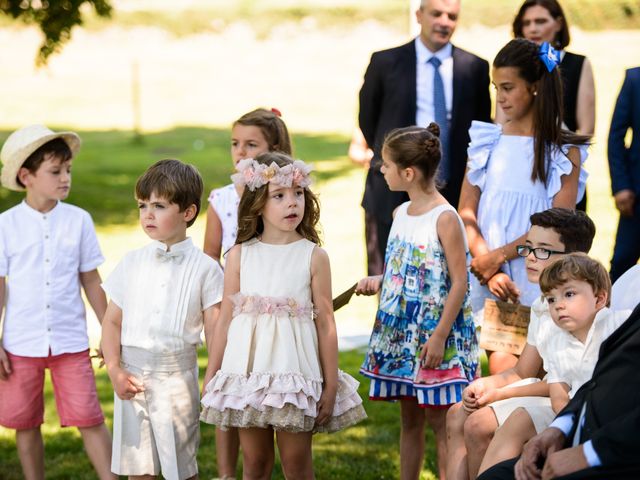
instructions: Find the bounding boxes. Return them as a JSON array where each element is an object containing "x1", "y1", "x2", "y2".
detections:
[{"x1": 360, "y1": 203, "x2": 479, "y2": 406}]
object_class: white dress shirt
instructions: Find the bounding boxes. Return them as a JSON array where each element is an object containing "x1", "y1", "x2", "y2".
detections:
[
  {"x1": 415, "y1": 38, "x2": 453, "y2": 128},
  {"x1": 102, "y1": 238, "x2": 223, "y2": 353},
  {"x1": 0, "y1": 201, "x2": 104, "y2": 357},
  {"x1": 545, "y1": 307, "x2": 630, "y2": 397},
  {"x1": 525, "y1": 296, "x2": 563, "y2": 372}
]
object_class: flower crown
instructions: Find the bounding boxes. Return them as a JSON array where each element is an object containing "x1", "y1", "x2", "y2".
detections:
[{"x1": 231, "y1": 158, "x2": 313, "y2": 191}]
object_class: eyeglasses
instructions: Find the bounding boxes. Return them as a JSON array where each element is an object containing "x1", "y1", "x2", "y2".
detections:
[{"x1": 516, "y1": 245, "x2": 565, "y2": 260}]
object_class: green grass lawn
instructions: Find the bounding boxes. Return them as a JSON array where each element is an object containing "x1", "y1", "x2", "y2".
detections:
[{"x1": 0, "y1": 348, "x2": 440, "y2": 480}]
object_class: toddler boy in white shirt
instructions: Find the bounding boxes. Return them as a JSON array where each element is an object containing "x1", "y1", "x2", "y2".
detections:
[
  {"x1": 101, "y1": 159, "x2": 224, "y2": 480},
  {"x1": 0, "y1": 125, "x2": 115, "y2": 479},
  {"x1": 478, "y1": 253, "x2": 629, "y2": 475}
]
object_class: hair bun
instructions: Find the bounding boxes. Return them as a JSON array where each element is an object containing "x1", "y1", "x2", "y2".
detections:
[{"x1": 426, "y1": 122, "x2": 440, "y2": 138}]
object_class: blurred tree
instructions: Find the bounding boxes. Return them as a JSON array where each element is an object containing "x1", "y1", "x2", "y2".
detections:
[{"x1": 0, "y1": 0, "x2": 112, "y2": 65}]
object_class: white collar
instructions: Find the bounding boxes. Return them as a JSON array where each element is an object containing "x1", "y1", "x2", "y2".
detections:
[
  {"x1": 152, "y1": 237, "x2": 193, "y2": 253},
  {"x1": 20, "y1": 199, "x2": 62, "y2": 219},
  {"x1": 415, "y1": 37, "x2": 452, "y2": 64}
]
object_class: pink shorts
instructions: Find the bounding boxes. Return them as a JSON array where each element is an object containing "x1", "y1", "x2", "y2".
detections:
[{"x1": 0, "y1": 349, "x2": 104, "y2": 430}]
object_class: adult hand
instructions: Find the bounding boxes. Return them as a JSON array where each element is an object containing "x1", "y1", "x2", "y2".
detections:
[
  {"x1": 487, "y1": 273, "x2": 520, "y2": 303},
  {"x1": 614, "y1": 189, "x2": 636, "y2": 217},
  {"x1": 316, "y1": 385, "x2": 337, "y2": 427},
  {"x1": 541, "y1": 446, "x2": 588, "y2": 480},
  {"x1": 470, "y1": 250, "x2": 503, "y2": 284},
  {"x1": 109, "y1": 366, "x2": 145, "y2": 401},
  {"x1": 0, "y1": 346, "x2": 12, "y2": 380},
  {"x1": 515, "y1": 427, "x2": 565, "y2": 480},
  {"x1": 355, "y1": 275, "x2": 382, "y2": 296},
  {"x1": 419, "y1": 333, "x2": 446, "y2": 369}
]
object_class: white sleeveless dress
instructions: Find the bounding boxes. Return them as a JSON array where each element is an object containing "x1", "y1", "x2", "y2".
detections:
[{"x1": 201, "y1": 238, "x2": 366, "y2": 433}]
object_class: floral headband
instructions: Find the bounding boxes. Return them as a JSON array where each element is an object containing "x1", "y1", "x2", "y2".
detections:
[
  {"x1": 538, "y1": 42, "x2": 560, "y2": 73},
  {"x1": 231, "y1": 158, "x2": 313, "y2": 191}
]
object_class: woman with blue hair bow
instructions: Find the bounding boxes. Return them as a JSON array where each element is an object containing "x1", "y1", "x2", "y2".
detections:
[{"x1": 458, "y1": 38, "x2": 591, "y2": 375}]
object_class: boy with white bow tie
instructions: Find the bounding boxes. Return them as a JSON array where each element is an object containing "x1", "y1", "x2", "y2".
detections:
[{"x1": 101, "y1": 159, "x2": 224, "y2": 480}]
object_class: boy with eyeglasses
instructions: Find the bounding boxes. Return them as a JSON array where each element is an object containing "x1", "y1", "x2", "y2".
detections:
[{"x1": 445, "y1": 208, "x2": 596, "y2": 480}]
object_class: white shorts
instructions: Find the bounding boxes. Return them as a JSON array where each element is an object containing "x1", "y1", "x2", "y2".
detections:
[
  {"x1": 489, "y1": 378, "x2": 554, "y2": 434},
  {"x1": 111, "y1": 346, "x2": 200, "y2": 480}
]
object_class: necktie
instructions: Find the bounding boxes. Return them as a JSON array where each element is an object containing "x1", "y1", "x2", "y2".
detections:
[
  {"x1": 428, "y1": 56, "x2": 450, "y2": 183},
  {"x1": 155, "y1": 248, "x2": 184, "y2": 265}
]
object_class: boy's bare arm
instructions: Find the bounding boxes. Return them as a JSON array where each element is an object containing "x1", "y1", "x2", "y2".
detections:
[
  {"x1": 550, "y1": 382, "x2": 570, "y2": 413},
  {"x1": 102, "y1": 300, "x2": 144, "y2": 399},
  {"x1": 0, "y1": 277, "x2": 11, "y2": 379},
  {"x1": 80, "y1": 269, "x2": 108, "y2": 323}
]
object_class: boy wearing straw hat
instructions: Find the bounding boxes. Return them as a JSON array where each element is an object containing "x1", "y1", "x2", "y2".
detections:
[{"x1": 0, "y1": 125, "x2": 115, "y2": 479}]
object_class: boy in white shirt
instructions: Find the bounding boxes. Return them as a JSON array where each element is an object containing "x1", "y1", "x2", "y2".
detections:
[
  {"x1": 0, "y1": 125, "x2": 115, "y2": 479},
  {"x1": 478, "y1": 254, "x2": 629, "y2": 475},
  {"x1": 101, "y1": 159, "x2": 223, "y2": 480}
]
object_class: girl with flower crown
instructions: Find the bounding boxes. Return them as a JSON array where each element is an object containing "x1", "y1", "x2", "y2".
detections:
[
  {"x1": 458, "y1": 38, "x2": 590, "y2": 375},
  {"x1": 202, "y1": 108, "x2": 292, "y2": 479},
  {"x1": 201, "y1": 152, "x2": 366, "y2": 479}
]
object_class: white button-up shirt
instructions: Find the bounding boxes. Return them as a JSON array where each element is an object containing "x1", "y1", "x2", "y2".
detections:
[
  {"x1": 415, "y1": 38, "x2": 453, "y2": 128},
  {"x1": 102, "y1": 238, "x2": 223, "y2": 353},
  {"x1": 0, "y1": 201, "x2": 104, "y2": 357},
  {"x1": 526, "y1": 296, "x2": 563, "y2": 372},
  {"x1": 546, "y1": 307, "x2": 630, "y2": 397}
]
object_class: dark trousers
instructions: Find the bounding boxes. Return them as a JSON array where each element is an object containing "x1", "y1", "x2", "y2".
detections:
[
  {"x1": 477, "y1": 456, "x2": 640, "y2": 480},
  {"x1": 610, "y1": 210, "x2": 640, "y2": 283}
]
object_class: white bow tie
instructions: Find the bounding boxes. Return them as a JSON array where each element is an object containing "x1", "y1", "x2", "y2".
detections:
[{"x1": 155, "y1": 248, "x2": 184, "y2": 265}]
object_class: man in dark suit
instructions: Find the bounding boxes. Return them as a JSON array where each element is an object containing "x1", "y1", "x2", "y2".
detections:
[
  {"x1": 477, "y1": 302, "x2": 640, "y2": 479},
  {"x1": 358, "y1": 0, "x2": 491, "y2": 273},
  {"x1": 609, "y1": 67, "x2": 640, "y2": 283}
]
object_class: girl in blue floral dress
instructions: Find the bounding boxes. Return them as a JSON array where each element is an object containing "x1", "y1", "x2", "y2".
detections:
[{"x1": 357, "y1": 123, "x2": 479, "y2": 479}]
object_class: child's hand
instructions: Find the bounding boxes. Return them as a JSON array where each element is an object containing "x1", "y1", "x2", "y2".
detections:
[
  {"x1": 476, "y1": 387, "x2": 504, "y2": 407},
  {"x1": 487, "y1": 273, "x2": 520, "y2": 303},
  {"x1": 470, "y1": 250, "x2": 503, "y2": 284},
  {"x1": 355, "y1": 275, "x2": 382, "y2": 296},
  {"x1": 462, "y1": 380, "x2": 485, "y2": 413},
  {"x1": 110, "y1": 366, "x2": 145, "y2": 400},
  {"x1": 315, "y1": 385, "x2": 337, "y2": 427},
  {"x1": 0, "y1": 346, "x2": 12, "y2": 380},
  {"x1": 90, "y1": 340, "x2": 105, "y2": 368},
  {"x1": 419, "y1": 334, "x2": 446, "y2": 369},
  {"x1": 201, "y1": 368, "x2": 215, "y2": 398}
]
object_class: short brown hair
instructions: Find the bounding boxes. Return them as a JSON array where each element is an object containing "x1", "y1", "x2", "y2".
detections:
[
  {"x1": 234, "y1": 108, "x2": 293, "y2": 155},
  {"x1": 539, "y1": 253, "x2": 611, "y2": 304},
  {"x1": 530, "y1": 208, "x2": 595, "y2": 253},
  {"x1": 235, "y1": 152, "x2": 321, "y2": 245},
  {"x1": 512, "y1": 0, "x2": 570, "y2": 50},
  {"x1": 17, "y1": 138, "x2": 73, "y2": 188},
  {"x1": 135, "y1": 159, "x2": 203, "y2": 227}
]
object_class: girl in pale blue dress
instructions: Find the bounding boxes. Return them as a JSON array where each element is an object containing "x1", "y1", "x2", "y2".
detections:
[
  {"x1": 357, "y1": 124, "x2": 479, "y2": 480},
  {"x1": 458, "y1": 39, "x2": 590, "y2": 374}
]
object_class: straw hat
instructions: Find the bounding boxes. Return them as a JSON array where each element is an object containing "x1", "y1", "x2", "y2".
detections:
[{"x1": 0, "y1": 125, "x2": 81, "y2": 192}]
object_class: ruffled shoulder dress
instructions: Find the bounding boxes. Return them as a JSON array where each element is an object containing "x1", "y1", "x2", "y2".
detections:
[
  {"x1": 201, "y1": 238, "x2": 366, "y2": 433},
  {"x1": 466, "y1": 121, "x2": 589, "y2": 315}
]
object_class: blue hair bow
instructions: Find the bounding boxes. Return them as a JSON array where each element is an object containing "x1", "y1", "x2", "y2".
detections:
[{"x1": 538, "y1": 42, "x2": 560, "y2": 73}]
